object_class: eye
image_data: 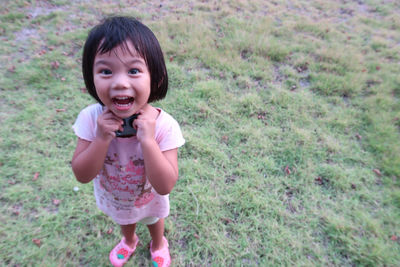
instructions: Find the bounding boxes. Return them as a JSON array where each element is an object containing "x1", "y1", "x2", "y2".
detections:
[
  {"x1": 128, "y1": 68, "x2": 139, "y2": 75},
  {"x1": 100, "y1": 69, "x2": 112, "y2": 75}
]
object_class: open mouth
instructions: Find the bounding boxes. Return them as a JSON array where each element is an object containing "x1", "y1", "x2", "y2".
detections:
[{"x1": 112, "y1": 96, "x2": 134, "y2": 109}]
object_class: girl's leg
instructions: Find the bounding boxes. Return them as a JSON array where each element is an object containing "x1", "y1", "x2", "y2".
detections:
[
  {"x1": 121, "y1": 223, "x2": 137, "y2": 248},
  {"x1": 147, "y1": 218, "x2": 165, "y2": 251},
  {"x1": 148, "y1": 218, "x2": 171, "y2": 266},
  {"x1": 109, "y1": 224, "x2": 139, "y2": 266}
]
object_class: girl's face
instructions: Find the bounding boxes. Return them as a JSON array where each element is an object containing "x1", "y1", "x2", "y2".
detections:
[{"x1": 93, "y1": 41, "x2": 151, "y2": 118}]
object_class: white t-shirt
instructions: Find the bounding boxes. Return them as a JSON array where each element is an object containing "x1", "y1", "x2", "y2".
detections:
[{"x1": 72, "y1": 103, "x2": 185, "y2": 225}]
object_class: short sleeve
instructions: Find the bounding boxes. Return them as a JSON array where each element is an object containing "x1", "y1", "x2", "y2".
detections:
[
  {"x1": 156, "y1": 111, "x2": 185, "y2": 152},
  {"x1": 72, "y1": 104, "x2": 101, "y2": 141}
]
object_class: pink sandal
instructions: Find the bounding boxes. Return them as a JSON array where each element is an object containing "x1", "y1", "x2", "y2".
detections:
[
  {"x1": 109, "y1": 235, "x2": 139, "y2": 267},
  {"x1": 150, "y1": 236, "x2": 171, "y2": 267}
]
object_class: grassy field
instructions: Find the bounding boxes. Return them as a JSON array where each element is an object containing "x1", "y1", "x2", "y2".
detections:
[{"x1": 1, "y1": 0, "x2": 400, "y2": 266}]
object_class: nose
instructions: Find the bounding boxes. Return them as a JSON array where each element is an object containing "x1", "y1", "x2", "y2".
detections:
[{"x1": 111, "y1": 73, "x2": 130, "y2": 90}]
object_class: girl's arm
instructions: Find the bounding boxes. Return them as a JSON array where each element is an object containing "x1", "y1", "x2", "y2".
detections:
[
  {"x1": 141, "y1": 141, "x2": 179, "y2": 195},
  {"x1": 71, "y1": 137, "x2": 111, "y2": 183},
  {"x1": 71, "y1": 108, "x2": 123, "y2": 183},
  {"x1": 135, "y1": 107, "x2": 179, "y2": 195}
]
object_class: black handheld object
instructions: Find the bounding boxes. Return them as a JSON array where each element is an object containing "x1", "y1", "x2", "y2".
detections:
[{"x1": 115, "y1": 114, "x2": 138, "y2": 138}]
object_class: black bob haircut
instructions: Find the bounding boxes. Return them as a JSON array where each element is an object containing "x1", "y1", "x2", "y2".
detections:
[{"x1": 82, "y1": 16, "x2": 168, "y2": 104}]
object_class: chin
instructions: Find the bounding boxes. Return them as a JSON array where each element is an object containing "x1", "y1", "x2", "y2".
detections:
[
  {"x1": 110, "y1": 109, "x2": 131, "y2": 119},
  {"x1": 110, "y1": 105, "x2": 135, "y2": 117}
]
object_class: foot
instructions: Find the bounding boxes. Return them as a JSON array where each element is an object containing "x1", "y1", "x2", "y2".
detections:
[
  {"x1": 150, "y1": 236, "x2": 171, "y2": 267},
  {"x1": 109, "y1": 235, "x2": 139, "y2": 267}
]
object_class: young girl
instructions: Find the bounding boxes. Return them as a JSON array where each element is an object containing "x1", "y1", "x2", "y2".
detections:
[{"x1": 71, "y1": 16, "x2": 184, "y2": 267}]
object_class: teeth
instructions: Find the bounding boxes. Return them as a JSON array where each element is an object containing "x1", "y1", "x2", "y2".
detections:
[{"x1": 112, "y1": 96, "x2": 133, "y2": 108}]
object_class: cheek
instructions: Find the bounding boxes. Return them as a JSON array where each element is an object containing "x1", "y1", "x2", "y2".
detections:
[
  {"x1": 145, "y1": 77, "x2": 152, "y2": 97},
  {"x1": 137, "y1": 78, "x2": 151, "y2": 100},
  {"x1": 93, "y1": 77, "x2": 99, "y2": 89},
  {"x1": 144, "y1": 85, "x2": 151, "y2": 101},
  {"x1": 93, "y1": 77, "x2": 105, "y2": 92},
  {"x1": 93, "y1": 75, "x2": 101, "y2": 86}
]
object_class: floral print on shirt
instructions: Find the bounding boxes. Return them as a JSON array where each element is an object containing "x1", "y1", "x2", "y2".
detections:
[{"x1": 99, "y1": 153, "x2": 154, "y2": 208}]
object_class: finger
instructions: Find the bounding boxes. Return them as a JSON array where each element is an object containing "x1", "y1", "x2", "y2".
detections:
[
  {"x1": 102, "y1": 106, "x2": 112, "y2": 115},
  {"x1": 101, "y1": 111, "x2": 123, "y2": 124},
  {"x1": 132, "y1": 118, "x2": 139, "y2": 128},
  {"x1": 137, "y1": 109, "x2": 147, "y2": 118},
  {"x1": 102, "y1": 107, "x2": 121, "y2": 118},
  {"x1": 104, "y1": 117, "x2": 123, "y2": 125},
  {"x1": 98, "y1": 118, "x2": 123, "y2": 130},
  {"x1": 103, "y1": 123, "x2": 122, "y2": 134},
  {"x1": 133, "y1": 117, "x2": 144, "y2": 126}
]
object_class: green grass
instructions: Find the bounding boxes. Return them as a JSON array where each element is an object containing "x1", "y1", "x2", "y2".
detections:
[{"x1": 1, "y1": 0, "x2": 400, "y2": 266}]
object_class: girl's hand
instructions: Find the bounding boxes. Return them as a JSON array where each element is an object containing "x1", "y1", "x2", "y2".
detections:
[
  {"x1": 96, "y1": 107, "x2": 123, "y2": 142},
  {"x1": 134, "y1": 108, "x2": 157, "y2": 144}
]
